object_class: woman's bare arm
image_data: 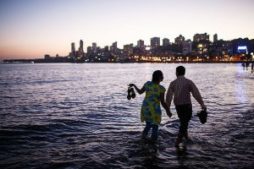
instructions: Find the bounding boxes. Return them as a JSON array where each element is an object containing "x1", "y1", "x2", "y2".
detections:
[{"x1": 129, "y1": 84, "x2": 145, "y2": 94}]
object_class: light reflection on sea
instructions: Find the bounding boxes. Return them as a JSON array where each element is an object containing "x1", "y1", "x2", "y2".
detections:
[{"x1": 0, "y1": 63, "x2": 253, "y2": 169}]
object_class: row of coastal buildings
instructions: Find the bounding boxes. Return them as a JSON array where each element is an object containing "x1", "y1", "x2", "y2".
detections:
[
  {"x1": 45, "y1": 33, "x2": 254, "y2": 63},
  {"x1": 4, "y1": 33, "x2": 253, "y2": 64}
]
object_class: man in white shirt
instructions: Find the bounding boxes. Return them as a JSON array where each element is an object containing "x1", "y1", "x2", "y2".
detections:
[{"x1": 166, "y1": 66, "x2": 206, "y2": 147}]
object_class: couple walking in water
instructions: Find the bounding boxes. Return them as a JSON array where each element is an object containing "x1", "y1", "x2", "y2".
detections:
[{"x1": 129, "y1": 66, "x2": 206, "y2": 147}]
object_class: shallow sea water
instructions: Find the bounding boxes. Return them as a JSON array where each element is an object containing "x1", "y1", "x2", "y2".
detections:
[{"x1": 0, "y1": 63, "x2": 253, "y2": 169}]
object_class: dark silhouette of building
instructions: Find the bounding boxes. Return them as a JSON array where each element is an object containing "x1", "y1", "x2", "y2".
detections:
[
  {"x1": 151, "y1": 37, "x2": 160, "y2": 49},
  {"x1": 71, "y1": 42, "x2": 76, "y2": 58},
  {"x1": 193, "y1": 33, "x2": 209, "y2": 42},
  {"x1": 213, "y1": 34, "x2": 218, "y2": 42},
  {"x1": 163, "y1": 38, "x2": 170, "y2": 46},
  {"x1": 175, "y1": 35, "x2": 185, "y2": 45}
]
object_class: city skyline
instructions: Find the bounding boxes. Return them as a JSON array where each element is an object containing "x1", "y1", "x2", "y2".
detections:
[{"x1": 1, "y1": 0, "x2": 254, "y2": 60}]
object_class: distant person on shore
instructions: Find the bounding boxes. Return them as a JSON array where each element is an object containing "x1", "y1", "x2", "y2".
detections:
[
  {"x1": 242, "y1": 62, "x2": 246, "y2": 70},
  {"x1": 246, "y1": 61, "x2": 250, "y2": 70},
  {"x1": 166, "y1": 66, "x2": 206, "y2": 147},
  {"x1": 251, "y1": 61, "x2": 254, "y2": 73},
  {"x1": 129, "y1": 70, "x2": 172, "y2": 142}
]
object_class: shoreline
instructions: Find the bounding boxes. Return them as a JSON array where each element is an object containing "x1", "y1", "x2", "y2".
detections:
[{"x1": 1, "y1": 60, "x2": 252, "y2": 64}]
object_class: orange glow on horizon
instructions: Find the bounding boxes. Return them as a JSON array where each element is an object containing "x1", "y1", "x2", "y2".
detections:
[
  {"x1": 0, "y1": 45, "x2": 69, "y2": 60},
  {"x1": 1, "y1": 0, "x2": 254, "y2": 60}
]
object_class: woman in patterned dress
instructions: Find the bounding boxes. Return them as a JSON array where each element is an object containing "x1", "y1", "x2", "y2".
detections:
[{"x1": 129, "y1": 70, "x2": 172, "y2": 141}]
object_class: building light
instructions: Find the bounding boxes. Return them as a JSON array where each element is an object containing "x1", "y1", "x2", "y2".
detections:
[{"x1": 198, "y1": 44, "x2": 203, "y2": 48}]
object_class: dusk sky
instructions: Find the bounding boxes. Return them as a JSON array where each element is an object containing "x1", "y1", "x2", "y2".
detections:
[{"x1": 0, "y1": 0, "x2": 254, "y2": 59}]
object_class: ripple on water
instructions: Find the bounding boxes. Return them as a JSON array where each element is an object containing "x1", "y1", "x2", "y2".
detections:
[{"x1": 0, "y1": 63, "x2": 254, "y2": 169}]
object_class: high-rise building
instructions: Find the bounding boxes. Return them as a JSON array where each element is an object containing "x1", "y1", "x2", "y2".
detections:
[
  {"x1": 150, "y1": 37, "x2": 160, "y2": 49},
  {"x1": 137, "y1": 39, "x2": 145, "y2": 49},
  {"x1": 122, "y1": 43, "x2": 133, "y2": 60},
  {"x1": 163, "y1": 38, "x2": 170, "y2": 46},
  {"x1": 71, "y1": 42, "x2": 76, "y2": 57},
  {"x1": 182, "y1": 40, "x2": 192, "y2": 55},
  {"x1": 213, "y1": 34, "x2": 218, "y2": 42},
  {"x1": 193, "y1": 33, "x2": 210, "y2": 42},
  {"x1": 110, "y1": 42, "x2": 118, "y2": 52},
  {"x1": 123, "y1": 43, "x2": 133, "y2": 53},
  {"x1": 92, "y1": 43, "x2": 97, "y2": 53},
  {"x1": 87, "y1": 46, "x2": 92, "y2": 54},
  {"x1": 76, "y1": 40, "x2": 85, "y2": 58},
  {"x1": 123, "y1": 44, "x2": 134, "y2": 55},
  {"x1": 79, "y1": 40, "x2": 84, "y2": 53},
  {"x1": 175, "y1": 35, "x2": 185, "y2": 45},
  {"x1": 104, "y1": 46, "x2": 109, "y2": 52}
]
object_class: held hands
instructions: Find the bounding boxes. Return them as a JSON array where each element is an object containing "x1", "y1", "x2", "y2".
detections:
[{"x1": 166, "y1": 110, "x2": 172, "y2": 118}]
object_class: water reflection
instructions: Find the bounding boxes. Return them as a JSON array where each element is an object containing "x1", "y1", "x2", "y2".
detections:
[
  {"x1": 140, "y1": 142, "x2": 158, "y2": 169},
  {"x1": 235, "y1": 64, "x2": 248, "y2": 103},
  {"x1": 176, "y1": 146, "x2": 188, "y2": 168},
  {"x1": 0, "y1": 63, "x2": 254, "y2": 169},
  {"x1": 235, "y1": 79, "x2": 247, "y2": 104}
]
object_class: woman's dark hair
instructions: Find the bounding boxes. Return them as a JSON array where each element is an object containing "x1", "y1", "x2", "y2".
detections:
[
  {"x1": 152, "y1": 70, "x2": 163, "y2": 82},
  {"x1": 176, "y1": 66, "x2": 185, "y2": 76}
]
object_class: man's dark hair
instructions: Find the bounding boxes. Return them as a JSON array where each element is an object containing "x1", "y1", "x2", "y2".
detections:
[
  {"x1": 152, "y1": 70, "x2": 163, "y2": 82},
  {"x1": 176, "y1": 66, "x2": 185, "y2": 76}
]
